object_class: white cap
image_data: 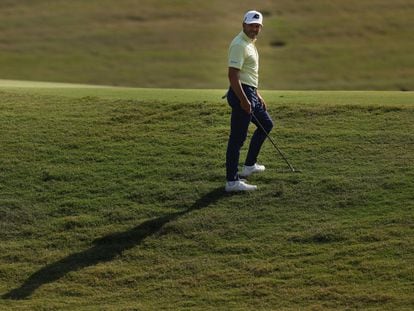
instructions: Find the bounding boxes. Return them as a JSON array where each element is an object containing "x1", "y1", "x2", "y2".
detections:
[{"x1": 243, "y1": 10, "x2": 263, "y2": 26}]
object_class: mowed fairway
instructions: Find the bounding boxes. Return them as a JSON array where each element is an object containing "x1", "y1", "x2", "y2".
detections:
[
  {"x1": 0, "y1": 81, "x2": 413, "y2": 310},
  {"x1": 1, "y1": 1, "x2": 413, "y2": 90}
]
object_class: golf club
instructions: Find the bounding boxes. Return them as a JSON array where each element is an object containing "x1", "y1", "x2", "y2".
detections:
[{"x1": 251, "y1": 112, "x2": 300, "y2": 173}]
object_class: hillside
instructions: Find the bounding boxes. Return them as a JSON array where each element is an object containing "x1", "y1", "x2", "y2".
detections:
[
  {"x1": 0, "y1": 81, "x2": 413, "y2": 309},
  {"x1": 0, "y1": 0, "x2": 413, "y2": 90}
]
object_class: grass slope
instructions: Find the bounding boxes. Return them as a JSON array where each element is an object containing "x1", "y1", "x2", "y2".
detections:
[
  {"x1": 0, "y1": 0, "x2": 413, "y2": 90},
  {"x1": 0, "y1": 82, "x2": 413, "y2": 310}
]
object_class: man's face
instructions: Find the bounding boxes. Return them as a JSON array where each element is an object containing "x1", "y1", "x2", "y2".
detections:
[{"x1": 243, "y1": 23, "x2": 262, "y2": 39}]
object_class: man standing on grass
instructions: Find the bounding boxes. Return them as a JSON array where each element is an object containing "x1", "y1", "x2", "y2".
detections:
[{"x1": 225, "y1": 10, "x2": 274, "y2": 192}]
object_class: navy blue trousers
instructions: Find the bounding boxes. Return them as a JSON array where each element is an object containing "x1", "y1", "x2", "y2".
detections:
[{"x1": 226, "y1": 84, "x2": 274, "y2": 181}]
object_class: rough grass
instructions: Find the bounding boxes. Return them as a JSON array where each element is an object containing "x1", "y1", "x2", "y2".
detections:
[
  {"x1": 0, "y1": 0, "x2": 413, "y2": 90},
  {"x1": 0, "y1": 84, "x2": 413, "y2": 310}
]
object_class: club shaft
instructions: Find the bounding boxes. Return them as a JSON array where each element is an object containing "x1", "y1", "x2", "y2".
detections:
[{"x1": 251, "y1": 112, "x2": 296, "y2": 172}]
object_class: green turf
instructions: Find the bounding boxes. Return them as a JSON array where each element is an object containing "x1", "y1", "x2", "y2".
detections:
[
  {"x1": 0, "y1": 82, "x2": 413, "y2": 310},
  {"x1": 0, "y1": 0, "x2": 413, "y2": 90}
]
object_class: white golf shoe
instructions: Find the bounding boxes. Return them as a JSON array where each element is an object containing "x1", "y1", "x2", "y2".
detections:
[
  {"x1": 225, "y1": 180, "x2": 257, "y2": 192},
  {"x1": 239, "y1": 163, "x2": 265, "y2": 177}
]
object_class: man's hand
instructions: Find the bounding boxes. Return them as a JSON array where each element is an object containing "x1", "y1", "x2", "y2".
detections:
[
  {"x1": 258, "y1": 93, "x2": 267, "y2": 111},
  {"x1": 240, "y1": 99, "x2": 252, "y2": 114}
]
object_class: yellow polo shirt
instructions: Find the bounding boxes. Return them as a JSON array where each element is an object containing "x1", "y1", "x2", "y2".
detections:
[{"x1": 228, "y1": 31, "x2": 259, "y2": 88}]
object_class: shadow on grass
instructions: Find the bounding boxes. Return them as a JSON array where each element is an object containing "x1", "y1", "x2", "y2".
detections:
[{"x1": 2, "y1": 187, "x2": 226, "y2": 300}]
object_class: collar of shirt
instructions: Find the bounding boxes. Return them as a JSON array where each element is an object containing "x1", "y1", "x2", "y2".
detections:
[{"x1": 240, "y1": 31, "x2": 257, "y2": 43}]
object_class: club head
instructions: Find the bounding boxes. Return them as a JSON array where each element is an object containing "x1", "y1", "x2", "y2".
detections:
[{"x1": 277, "y1": 168, "x2": 301, "y2": 173}]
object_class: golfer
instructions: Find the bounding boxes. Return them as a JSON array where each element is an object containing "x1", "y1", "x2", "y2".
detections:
[{"x1": 225, "y1": 10, "x2": 274, "y2": 192}]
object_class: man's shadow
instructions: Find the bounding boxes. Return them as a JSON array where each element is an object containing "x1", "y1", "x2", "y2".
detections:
[{"x1": 3, "y1": 187, "x2": 226, "y2": 300}]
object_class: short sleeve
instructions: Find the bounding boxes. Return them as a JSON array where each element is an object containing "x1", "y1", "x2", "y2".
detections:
[{"x1": 228, "y1": 44, "x2": 244, "y2": 69}]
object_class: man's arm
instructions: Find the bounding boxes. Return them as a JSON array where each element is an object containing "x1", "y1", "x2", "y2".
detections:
[{"x1": 228, "y1": 67, "x2": 251, "y2": 114}]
